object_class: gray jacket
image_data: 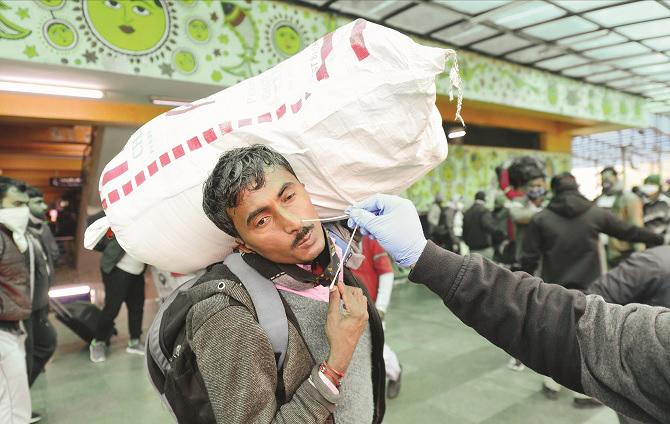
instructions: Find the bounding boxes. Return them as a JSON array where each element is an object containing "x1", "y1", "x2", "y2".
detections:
[{"x1": 409, "y1": 241, "x2": 670, "y2": 423}]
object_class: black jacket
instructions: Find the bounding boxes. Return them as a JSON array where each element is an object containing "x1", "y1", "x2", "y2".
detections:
[
  {"x1": 462, "y1": 202, "x2": 500, "y2": 250},
  {"x1": 590, "y1": 246, "x2": 670, "y2": 308},
  {"x1": 521, "y1": 190, "x2": 663, "y2": 290},
  {"x1": 409, "y1": 242, "x2": 670, "y2": 424}
]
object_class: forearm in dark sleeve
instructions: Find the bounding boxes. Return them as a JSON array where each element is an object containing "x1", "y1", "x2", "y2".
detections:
[
  {"x1": 408, "y1": 241, "x2": 587, "y2": 392},
  {"x1": 603, "y1": 213, "x2": 664, "y2": 246}
]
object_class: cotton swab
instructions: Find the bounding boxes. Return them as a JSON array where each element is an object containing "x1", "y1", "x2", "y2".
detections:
[
  {"x1": 301, "y1": 214, "x2": 349, "y2": 223},
  {"x1": 329, "y1": 223, "x2": 359, "y2": 289}
]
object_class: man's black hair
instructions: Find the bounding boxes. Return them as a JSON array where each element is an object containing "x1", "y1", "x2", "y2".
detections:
[
  {"x1": 600, "y1": 166, "x2": 618, "y2": 176},
  {"x1": 474, "y1": 191, "x2": 486, "y2": 201},
  {"x1": 550, "y1": 172, "x2": 578, "y2": 193},
  {"x1": 0, "y1": 178, "x2": 27, "y2": 204},
  {"x1": 203, "y1": 144, "x2": 298, "y2": 238},
  {"x1": 26, "y1": 186, "x2": 44, "y2": 199}
]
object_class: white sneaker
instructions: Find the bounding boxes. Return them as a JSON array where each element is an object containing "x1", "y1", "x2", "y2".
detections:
[
  {"x1": 126, "y1": 338, "x2": 145, "y2": 355},
  {"x1": 507, "y1": 357, "x2": 525, "y2": 371},
  {"x1": 89, "y1": 340, "x2": 106, "y2": 363}
]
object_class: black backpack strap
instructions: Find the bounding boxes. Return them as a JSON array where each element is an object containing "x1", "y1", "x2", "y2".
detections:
[{"x1": 224, "y1": 253, "x2": 288, "y2": 370}]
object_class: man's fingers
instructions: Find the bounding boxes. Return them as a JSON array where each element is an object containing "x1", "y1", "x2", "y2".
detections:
[
  {"x1": 328, "y1": 284, "x2": 342, "y2": 316},
  {"x1": 352, "y1": 194, "x2": 386, "y2": 214}
]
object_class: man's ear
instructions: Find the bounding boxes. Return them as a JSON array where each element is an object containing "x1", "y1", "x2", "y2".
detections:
[{"x1": 235, "y1": 238, "x2": 255, "y2": 254}]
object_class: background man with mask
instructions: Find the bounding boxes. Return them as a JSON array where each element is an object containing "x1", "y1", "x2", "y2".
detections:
[
  {"x1": 23, "y1": 187, "x2": 58, "y2": 390},
  {"x1": 639, "y1": 174, "x2": 670, "y2": 244},
  {"x1": 596, "y1": 167, "x2": 645, "y2": 267},
  {"x1": 0, "y1": 177, "x2": 33, "y2": 423}
]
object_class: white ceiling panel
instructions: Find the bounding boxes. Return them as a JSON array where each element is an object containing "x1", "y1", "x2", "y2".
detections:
[
  {"x1": 617, "y1": 18, "x2": 670, "y2": 40},
  {"x1": 434, "y1": 0, "x2": 511, "y2": 14},
  {"x1": 489, "y1": 2, "x2": 566, "y2": 29},
  {"x1": 387, "y1": 3, "x2": 464, "y2": 33},
  {"x1": 535, "y1": 54, "x2": 589, "y2": 70},
  {"x1": 559, "y1": 31, "x2": 628, "y2": 51},
  {"x1": 632, "y1": 62, "x2": 670, "y2": 75},
  {"x1": 606, "y1": 78, "x2": 649, "y2": 89},
  {"x1": 562, "y1": 63, "x2": 614, "y2": 77},
  {"x1": 330, "y1": 0, "x2": 412, "y2": 20},
  {"x1": 651, "y1": 73, "x2": 670, "y2": 82},
  {"x1": 584, "y1": 1, "x2": 670, "y2": 27},
  {"x1": 608, "y1": 53, "x2": 669, "y2": 69},
  {"x1": 522, "y1": 16, "x2": 598, "y2": 41},
  {"x1": 552, "y1": 0, "x2": 626, "y2": 12},
  {"x1": 300, "y1": 0, "x2": 331, "y2": 5},
  {"x1": 583, "y1": 42, "x2": 651, "y2": 60},
  {"x1": 627, "y1": 82, "x2": 666, "y2": 92},
  {"x1": 642, "y1": 36, "x2": 670, "y2": 51},
  {"x1": 505, "y1": 44, "x2": 565, "y2": 63},
  {"x1": 471, "y1": 33, "x2": 533, "y2": 55},
  {"x1": 585, "y1": 70, "x2": 631, "y2": 83},
  {"x1": 432, "y1": 23, "x2": 499, "y2": 46}
]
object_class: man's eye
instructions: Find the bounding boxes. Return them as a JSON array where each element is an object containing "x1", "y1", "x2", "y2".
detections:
[
  {"x1": 133, "y1": 5, "x2": 150, "y2": 16},
  {"x1": 257, "y1": 217, "x2": 270, "y2": 227},
  {"x1": 285, "y1": 192, "x2": 296, "y2": 201}
]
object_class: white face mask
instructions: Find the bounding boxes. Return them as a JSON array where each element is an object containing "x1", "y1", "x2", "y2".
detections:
[
  {"x1": 639, "y1": 184, "x2": 659, "y2": 198},
  {"x1": 0, "y1": 206, "x2": 30, "y2": 252}
]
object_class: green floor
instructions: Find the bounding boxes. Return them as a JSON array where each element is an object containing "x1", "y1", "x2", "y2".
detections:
[{"x1": 31, "y1": 281, "x2": 618, "y2": 423}]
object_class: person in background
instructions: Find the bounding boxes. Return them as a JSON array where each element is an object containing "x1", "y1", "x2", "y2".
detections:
[
  {"x1": 639, "y1": 174, "x2": 670, "y2": 244},
  {"x1": 462, "y1": 191, "x2": 503, "y2": 260},
  {"x1": 426, "y1": 193, "x2": 444, "y2": 243},
  {"x1": 490, "y1": 193, "x2": 510, "y2": 264},
  {"x1": 508, "y1": 169, "x2": 547, "y2": 267},
  {"x1": 596, "y1": 167, "x2": 645, "y2": 268},
  {"x1": 24, "y1": 187, "x2": 58, "y2": 390},
  {"x1": 89, "y1": 212, "x2": 147, "y2": 363},
  {"x1": 521, "y1": 173, "x2": 664, "y2": 407},
  {"x1": 0, "y1": 178, "x2": 34, "y2": 423},
  {"x1": 350, "y1": 235, "x2": 402, "y2": 399}
]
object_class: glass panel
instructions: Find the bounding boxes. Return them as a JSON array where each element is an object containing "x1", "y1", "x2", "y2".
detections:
[
  {"x1": 585, "y1": 1, "x2": 670, "y2": 26},
  {"x1": 583, "y1": 42, "x2": 651, "y2": 59},
  {"x1": 489, "y1": 1, "x2": 566, "y2": 29},
  {"x1": 471, "y1": 33, "x2": 532, "y2": 54},
  {"x1": 651, "y1": 73, "x2": 670, "y2": 82},
  {"x1": 559, "y1": 31, "x2": 628, "y2": 51},
  {"x1": 434, "y1": 0, "x2": 511, "y2": 14},
  {"x1": 617, "y1": 18, "x2": 670, "y2": 39},
  {"x1": 586, "y1": 70, "x2": 631, "y2": 83},
  {"x1": 387, "y1": 3, "x2": 464, "y2": 34},
  {"x1": 627, "y1": 82, "x2": 666, "y2": 92},
  {"x1": 522, "y1": 16, "x2": 598, "y2": 41},
  {"x1": 610, "y1": 53, "x2": 669, "y2": 69},
  {"x1": 606, "y1": 78, "x2": 648, "y2": 89},
  {"x1": 433, "y1": 23, "x2": 499, "y2": 46},
  {"x1": 562, "y1": 63, "x2": 614, "y2": 77},
  {"x1": 632, "y1": 62, "x2": 670, "y2": 75},
  {"x1": 535, "y1": 54, "x2": 590, "y2": 71},
  {"x1": 505, "y1": 44, "x2": 565, "y2": 63},
  {"x1": 331, "y1": 0, "x2": 412, "y2": 20},
  {"x1": 553, "y1": 0, "x2": 626, "y2": 12},
  {"x1": 642, "y1": 36, "x2": 670, "y2": 51}
]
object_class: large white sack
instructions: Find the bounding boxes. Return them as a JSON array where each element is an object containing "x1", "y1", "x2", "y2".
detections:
[{"x1": 93, "y1": 19, "x2": 463, "y2": 273}]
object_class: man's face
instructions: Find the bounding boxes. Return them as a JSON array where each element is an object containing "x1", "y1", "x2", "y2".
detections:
[
  {"x1": 1, "y1": 187, "x2": 29, "y2": 209},
  {"x1": 601, "y1": 170, "x2": 618, "y2": 194},
  {"x1": 28, "y1": 197, "x2": 49, "y2": 218},
  {"x1": 229, "y1": 167, "x2": 326, "y2": 264},
  {"x1": 527, "y1": 177, "x2": 546, "y2": 191}
]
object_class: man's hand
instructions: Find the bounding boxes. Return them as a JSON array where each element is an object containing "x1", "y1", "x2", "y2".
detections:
[
  {"x1": 346, "y1": 194, "x2": 427, "y2": 267},
  {"x1": 325, "y1": 282, "x2": 369, "y2": 373}
]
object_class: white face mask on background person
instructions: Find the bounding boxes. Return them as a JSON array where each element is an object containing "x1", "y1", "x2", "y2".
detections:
[
  {"x1": 0, "y1": 206, "x2": 30, "y2": 252},
  {"x1": 639, "y1": 184, "x2": 659, "y2": 198}
]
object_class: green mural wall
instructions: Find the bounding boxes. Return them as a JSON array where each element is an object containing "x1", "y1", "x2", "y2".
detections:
[
  {"x1": 0, "y1": 0, "x2": 646, "y2": 127},
  {"x1": 404, "y1": 145, "x2": 572, "y2": 212}
]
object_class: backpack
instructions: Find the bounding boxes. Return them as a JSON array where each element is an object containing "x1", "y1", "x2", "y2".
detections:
[{"x1": 145, "y1": 253, "x2": 288, "y2": 423}]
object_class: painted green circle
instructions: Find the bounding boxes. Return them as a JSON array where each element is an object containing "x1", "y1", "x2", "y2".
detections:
[
  {"x1": 187, "y1": 19, "x2": 209, "y2": 42},
  {"x1": 211, "y1": 70, "x2": 222, "y2": 82},
  {"x1": 174, "y1": 50, "x2": 196, "y2": 74},
  {"x1": 83, "y1": 0, "x2": 169, "y2": 55},
  {"x1": 45, "y1": 22, "x2": 76, "y2": 49},
  {"x1": 273, "y1": 25, "x2": 301, "y2": 56},
  {"x1": 38, "y1": 0, "x2": 65, "y2": 9}
]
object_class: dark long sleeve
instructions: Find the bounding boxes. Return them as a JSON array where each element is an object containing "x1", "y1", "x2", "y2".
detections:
[
  {"x1": 519, "y1": 218, "x2": 541, "y2": 275},
  {"x1": 600, "y1": 209, "x2": 664, "y2": 247},
  {"x1": 409, "y1": 241, "x2": 670, "y2": 424}
]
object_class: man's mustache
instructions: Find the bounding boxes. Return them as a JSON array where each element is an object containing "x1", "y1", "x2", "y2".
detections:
[{"x1": 292, "y1": 224, "x2": 315, "y2": 248}]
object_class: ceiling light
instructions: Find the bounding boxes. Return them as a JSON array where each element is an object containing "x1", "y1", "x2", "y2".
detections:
[
  {"x1": 448, "y1": 129, "x2": 466, "y2": 139},
  {"x1": 0, "y1": 80, "x2": 103, "y2": 99},
  {"x1": 151, "y1": 97, "x2": 191, "y2": 107}
]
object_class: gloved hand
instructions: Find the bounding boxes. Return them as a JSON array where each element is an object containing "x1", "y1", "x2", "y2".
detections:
[{"x1": 345, "y1": 194, "x2": 427, "y2": 267}]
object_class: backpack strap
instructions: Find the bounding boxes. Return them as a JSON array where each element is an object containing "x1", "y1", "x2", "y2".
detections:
[{"x1": 224, "y1": 252, "x2": 288, "y2": 370}]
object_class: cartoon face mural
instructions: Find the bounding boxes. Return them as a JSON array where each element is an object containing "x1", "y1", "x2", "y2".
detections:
[
  {"x1": 273, "y1": 24, "x2": 301, "y2": 56},
  {"x1": 37, "y1": 0, "x2": 65, "y2": 10},
  {"x1": 187, "y1": 18, "x2": 208, "y2": 42},
  {"x1": 173, "y1": 49, "x2": 196, "y2": 74},
  {"x1": 44, "y1": 20, "x2": 77, "y2": 49},
  {"x1": 83, "y1": 0, "x2": 170, "y2": 55}
]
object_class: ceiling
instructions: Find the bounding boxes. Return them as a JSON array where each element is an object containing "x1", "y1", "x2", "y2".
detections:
[
  {"x1": 572, "y1": 127, "x2": 670, "y2": 168},
  {"x1": 294, "y1": 0, "x2": 670, "y2": 115}
]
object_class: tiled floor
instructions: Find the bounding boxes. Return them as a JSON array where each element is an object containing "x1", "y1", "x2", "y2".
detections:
[{"x1": 31, "y1": 280, "x2": 618, "y2": 423}]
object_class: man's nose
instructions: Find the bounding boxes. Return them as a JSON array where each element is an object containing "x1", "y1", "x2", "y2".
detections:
[{"x1": 276, "y1": 207, "x2": 302, "y2": 232}]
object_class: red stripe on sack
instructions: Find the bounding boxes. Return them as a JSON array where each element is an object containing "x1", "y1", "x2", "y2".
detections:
[
  {"x1": 276, "y1": 104, "x2": 286, "y2": 119},
  {"x1": 101, "y1": 161, "x2": 128, "y2": 186},
  {"x1": 258, "y1": 112, "x2": 272, "y2": 123},
  {"x1": 187, "y1": 136, "x2": 202, "y2": 151},
  {"x1": 135, "y1": 171, "x2": 146, "y2": 186},
  {"x1": 238, "y1": 118, "x2": 252, "y2": 127},
  {"x1": 159, "y1": 153, "x2": 171, "y2": 167},
  {"x1": 316, "y1": 32, "x2": 334, "y2": 81},
  {"x1": 122, "y1": 181, "x2": 133, "y2": 196},
  {"x1": 148, "y1": 161, "x2": 159, "y2": 176},
  {"x1": 101, "y1": 198, "x2": 108, "y2": 209},
  {"x1": 203, "y1": 128, "x2": 217, "y2": 144},
  {"x1": 219, "y1": 121, "x2": 232, "y2": 135},
  {"x1": 108, "y1": 189, "x2": 120, "y2": 204},
  {"x1": 350, "y1": 20, "x2": 370, "y2": 61},
  {"x1": 172, "y1": 144, "x2": 185, "y2": 159},
  {"x1": 291, "y1": 99, "x2": 302, "y2": 113}
]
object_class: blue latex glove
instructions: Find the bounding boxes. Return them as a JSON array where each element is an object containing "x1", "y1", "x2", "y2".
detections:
[{"x1": 345, "y1": 194, "x2": 427, "y2": 267}]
